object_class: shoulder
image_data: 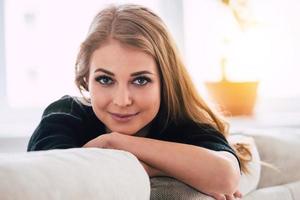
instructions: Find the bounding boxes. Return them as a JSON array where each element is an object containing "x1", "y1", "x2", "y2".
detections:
[
  {"x1": 28, "y1": 95, "x2": 100, "y2": 151},
  {"x1": 178, "y1": 121, "x2": 228, "y2": 144},
  {"x1": 163, "y1": 121, "x2": 225, "y2": 138},
  {"x1": 181, "y1": 122, "x2": 227, "y2": 140},
  {"x1": 42, "y1": 95, "x2": 93, "y2": 121},
  {"x1": 152, "y1": 120, "x2": 230, "y2": 149}
]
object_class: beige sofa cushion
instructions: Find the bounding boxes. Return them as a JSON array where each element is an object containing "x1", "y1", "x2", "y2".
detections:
[
  {"x1": 0, "y1": 148, "x2": 150, "y2": 200},
  {"x1": 241, "y1": 129, "x2": 300, "y2": 188},
  {"x1": 244, "y1": 180, "x2": 300, "y2": 200},
  {"x1": 229, "y1": 134, "x2": 261, "y2": 195}
]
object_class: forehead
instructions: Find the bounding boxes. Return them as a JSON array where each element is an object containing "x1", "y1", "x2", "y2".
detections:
[{"x1": 90, "y1": 39, "x2": 158, "y2": 74}]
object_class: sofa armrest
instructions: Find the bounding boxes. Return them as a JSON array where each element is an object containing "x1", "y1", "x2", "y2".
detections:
[
  {"x1": 0, "y1": 148, "x2": 150, "y2": 200},
  {"x1": 150, "y1": 177, "x2": 214, "y2": 200}
]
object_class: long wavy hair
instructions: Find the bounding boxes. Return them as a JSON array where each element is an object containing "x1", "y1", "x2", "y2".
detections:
[{"x1": 75, "y1": 4, "x2": 252, "y2": 174}]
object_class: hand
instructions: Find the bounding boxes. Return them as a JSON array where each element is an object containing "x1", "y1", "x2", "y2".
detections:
[
  {"x1": 83, "y1": 133, "x2": 113, "y2": 148},
  {"x1": 139, "y1": 160, "x2": 167, "y2": 177},
  {"x1": 83, "y1": 132, "x2": 127, "y2": 149},
  {"x1": 206, "y1": 190, "x2": 242, "y2": 200},
  {"x1": 83, "y1": 134, "x2": 167, "y2": 178}
]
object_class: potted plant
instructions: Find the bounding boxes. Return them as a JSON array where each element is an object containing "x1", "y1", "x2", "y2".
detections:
[{"x1": 205, "y1": 0, "x2": 259, "y2": 116}]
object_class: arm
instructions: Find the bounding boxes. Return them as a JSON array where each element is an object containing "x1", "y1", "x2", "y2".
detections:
[
  {"x1": 139, "y1": 160, "x2": 168, "y2": 177},
  {"x1": 83, "y1": 132, "x2": 240, "y2": 195}
]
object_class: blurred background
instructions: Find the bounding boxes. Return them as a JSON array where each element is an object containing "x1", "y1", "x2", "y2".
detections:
[{"x1": 1, "y1": 0, "x2": 300, "y2": 151}]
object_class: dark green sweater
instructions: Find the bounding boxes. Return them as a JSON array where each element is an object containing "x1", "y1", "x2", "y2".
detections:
[{"x1": 27, "y1": 95, "x2": 239, "y2": 167}]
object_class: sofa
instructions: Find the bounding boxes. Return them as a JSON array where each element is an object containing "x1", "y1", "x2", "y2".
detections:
[
  {"x1": 151, "y1": 129, "x2": 300, "y2": 200},
  {"x1": 0, "y1": 129, "x2": 299, "y2": 200}
]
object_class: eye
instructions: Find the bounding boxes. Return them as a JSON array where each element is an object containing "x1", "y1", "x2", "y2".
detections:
[
  {"x1": 132, "y1": 76, "x2": 152, "y2": 86},
  {"x1": 95, "y1": 75, "x2": 114, "y2": 85}
]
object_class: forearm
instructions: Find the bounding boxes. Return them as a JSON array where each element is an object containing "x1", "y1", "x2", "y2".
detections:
[
  {"x1": 139, "y1": 160, "x2": 169, "y2": 177},
  {"x1": 111, "y1": 135, "x2": 240, "y2": 195}
]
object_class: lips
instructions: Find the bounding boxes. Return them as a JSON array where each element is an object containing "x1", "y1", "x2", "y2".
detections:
[
  {"x1": 110, "y1": 112, "x2": 139, "y2": 118},
  {"x1": 109, "y1": 112, "x2": 139, "y2": 122}
]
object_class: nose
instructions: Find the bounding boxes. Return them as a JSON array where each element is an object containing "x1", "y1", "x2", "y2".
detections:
[{"x1": 112, "y1": 85, "x2": 133, "y2": 107}]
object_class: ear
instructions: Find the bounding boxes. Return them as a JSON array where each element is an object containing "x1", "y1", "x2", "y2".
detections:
[{"x1": 83, "y1": 76, "x2": 90, "y2": 91}]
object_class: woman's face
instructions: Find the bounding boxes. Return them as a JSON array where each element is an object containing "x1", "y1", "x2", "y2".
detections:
[{"x1": 88, "y1": 39, "x2": 161, "y2": 135}]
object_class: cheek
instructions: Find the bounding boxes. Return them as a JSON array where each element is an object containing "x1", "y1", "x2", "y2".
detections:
[
  {"x1": 91, "y1": 95, "x2": 108, "y2": 109},
  {"x1": 136, "y1": 86, "x2": 161, "y2": 112},
  {"x1": 89, "y1": 84, "x2": 111, "y2": 111}
]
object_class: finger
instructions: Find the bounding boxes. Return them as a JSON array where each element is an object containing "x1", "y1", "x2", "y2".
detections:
[
  {"x1": 233, "y1": 191, "x2": 243, "y2": 198},
  {"x1": 211, "y1": 193, "x2": 226, "y2": 200},
  {"x1": 225, "y1": 194, "x2": 234, "y2": 200}
]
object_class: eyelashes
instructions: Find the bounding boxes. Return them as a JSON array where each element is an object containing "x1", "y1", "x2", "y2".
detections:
[
  {"x1": 132, "y1": 76, "x2": 152, "y2": 86},
  {"x1": 95, "y1": 75, "x2": 152, "y2": 86},
  {"x1": 95, "y1": 75, "x2": 113, "y2": 85}
]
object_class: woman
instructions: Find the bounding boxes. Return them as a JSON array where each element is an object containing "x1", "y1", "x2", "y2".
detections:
[{"x1": 28, "y1": 4, "x2": 250, "y2": 200}]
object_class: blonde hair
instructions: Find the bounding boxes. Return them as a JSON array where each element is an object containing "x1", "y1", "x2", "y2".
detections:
[{"x1": 75, "y1": 4, "x2": 252, "y2": 174}]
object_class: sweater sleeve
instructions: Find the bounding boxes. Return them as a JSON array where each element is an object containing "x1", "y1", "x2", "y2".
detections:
[
  {"x1": 27, "y1": 96, "x2": 85, "y2": 151},
  {"x1": 156, "y1": 122, "x2": 241, "y2": 170},
  {"x1": 182, "y1": 123, "x2": 241, "y2": 169}
]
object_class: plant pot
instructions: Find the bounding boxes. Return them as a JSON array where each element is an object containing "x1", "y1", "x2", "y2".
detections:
[{"x1": 205, "y1": 81, "x2": 259, "y2": 116}]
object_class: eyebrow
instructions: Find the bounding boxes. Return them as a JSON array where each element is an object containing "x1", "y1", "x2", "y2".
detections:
[{"x1": 94, "y1": 68, "x2": 154, "y2": 77}]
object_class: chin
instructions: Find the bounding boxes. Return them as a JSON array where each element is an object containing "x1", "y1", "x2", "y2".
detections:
[{"x1": 109, "y1": 126, "x2": 139, "y2": 135}]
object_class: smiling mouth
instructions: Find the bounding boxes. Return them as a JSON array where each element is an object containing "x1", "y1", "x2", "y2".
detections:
[{"x1": 109, "y1": 112, "x2": 139, "y2": 122}]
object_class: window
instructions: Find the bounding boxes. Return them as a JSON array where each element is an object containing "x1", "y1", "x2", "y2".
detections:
[
  {"x1": 0, "y1": 0, "x2": 184, "y2": 137},
  {"x1": 182, "y1": 0, "x2": 300, "y2": 130},
  {"x1": 3, "y1": 0, "x2": 299, "y2": 138},
  {"x1": 4, "y1": 0, "x2": 164, "y2": 108},
  {"x1": 183, "y1": 0, "x2": 300, "y2": 99}
]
